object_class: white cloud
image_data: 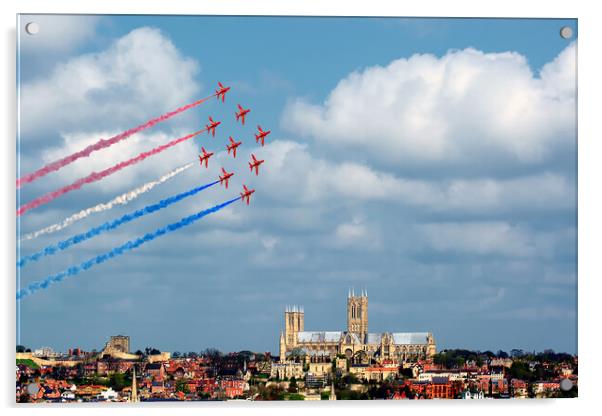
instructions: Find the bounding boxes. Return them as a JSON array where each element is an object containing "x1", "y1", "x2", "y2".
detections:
[
  {"x1": 477, "y1": 287, "x2": 507, "y2": 308},
  {"x1": 489, "y1": 306, "x2": 576, "y2": 320},
  {"x1": 261, "y1": 236, "x2": 279, "y2": 251},
  {"x1": 336, "y1": 220, "x2": 367, "y2": 240},
  {"x1": 416, "y1": 221, "x2": 572, "y2": 258},
  {"x1": 21, "y1": 27, "x2": 201, "y2": 138},
  {"x1": 542, "y1": 268, "x2": 577, "y2": 285},
  {"x1": 255, "y1": 139, "x2": 574, "y2": 213},
  {"x1": 330, "y1": 217, "x2": 381, "y2": 250},
  {"x1": 40, "y1": 129, "x2": 198, "y2": 192},
  {"x1": 283, "y1": 43, "x2": 576, "y2": 166}
]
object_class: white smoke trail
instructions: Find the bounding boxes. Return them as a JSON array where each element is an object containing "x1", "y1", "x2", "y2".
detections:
[{"x1": 20, "y1": 162, "x2": 195, "y2": 242}]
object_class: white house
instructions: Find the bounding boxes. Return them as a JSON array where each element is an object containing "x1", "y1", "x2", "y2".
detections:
[
  {"x1": 61, "y1": 391, "x2": 75, "y2": 400},
  {"x1": 462, "y1": 390, "x2": 485, "y2": 400},
  {"x1": 99, "y1": 387, "x2": 119, "y2": 401}
]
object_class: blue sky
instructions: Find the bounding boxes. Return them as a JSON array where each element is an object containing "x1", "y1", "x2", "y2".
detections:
[{"x1": 17, "y1": 15, "x2": 577, "y2": 355}]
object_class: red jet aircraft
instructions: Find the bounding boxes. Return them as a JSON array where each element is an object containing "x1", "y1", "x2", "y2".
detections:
[
  {"x1": 206, "y1": 116, "x2": 221, "y2": 137},
  {"x1": 226, "y1": 136, "x2": 242, "y2": 158},
  {"x1": 215, "y1": 82, "x2": 231, "y2": 102},
  {"x1": 240, "y1": 185, "x2": 255, "y2": 205},
  {"x1": 198, "y1": 147, "x2": 214, "y2": 168},
  {"x1": 249, "y1": 154, "x2": 265, "y2": 176},
  {"x1": 255, "y1": 125, "x2": 271, "y2": 146},
  {"x1": 235, "y1": 104, "x2": 251, "y2": 125},
  {"x1": 219, "y1": 168, "x2": 234, "y2": 189}
]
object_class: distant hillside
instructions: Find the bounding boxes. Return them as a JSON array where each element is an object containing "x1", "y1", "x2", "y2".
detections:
[{"x1": 16, "y1": 358, "x2": 40, "y2": 369}]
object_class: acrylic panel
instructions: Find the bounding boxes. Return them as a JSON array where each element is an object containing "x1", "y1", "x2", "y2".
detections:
[{"x1": 16, "y1": 15, "x2": 577, "y2": 402}]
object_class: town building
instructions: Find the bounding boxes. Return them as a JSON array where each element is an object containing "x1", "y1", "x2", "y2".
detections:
[{"x1": 32, "y1": 347, "x2": 61, "y2": 358}]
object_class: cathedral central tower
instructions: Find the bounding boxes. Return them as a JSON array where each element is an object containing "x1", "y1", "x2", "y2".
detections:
[
  {"x1": 347, "y1": 288, "x2": 368, "y2": 342},
  {"x1": 284, "y1": 305, "x2": 304, "y2": 347}
]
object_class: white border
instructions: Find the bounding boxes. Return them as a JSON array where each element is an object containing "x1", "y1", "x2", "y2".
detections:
[{"x1": 2, "y1": 1, "x2": 600, "y2": 416}]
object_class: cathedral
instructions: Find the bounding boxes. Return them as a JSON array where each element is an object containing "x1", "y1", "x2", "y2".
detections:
[{"x1": 279, "y1": 289, "x2": 436, "y2": 364}]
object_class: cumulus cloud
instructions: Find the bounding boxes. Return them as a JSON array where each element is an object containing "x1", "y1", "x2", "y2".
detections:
[
  {"x1": 283, "y1": 43, "x2": 576, "y2": 167},
  {"x1": 20, "y1": 27, "x2": 201, "y2": 138},
  {"x1": 330, "y1": 217, "x2": 381, "y2": 250},
  {"x1": 254, "y1": 139, "x2": 574, "y2": 213},
  {"x1": 416, "y1": 221, "x2": 572, "y2": 258},
  {"x1": 39, "y1": 129, "x2": 198, "y2": 192},
  {"x1": 489, "y1": 306, "x2": 576, "y2": 320}
]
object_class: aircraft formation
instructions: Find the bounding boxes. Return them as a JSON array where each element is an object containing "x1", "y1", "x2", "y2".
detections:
[
  {"x1": 16, "y1": 81, "x2": 269, "y2": 299},
  {"x1": 196, "y1": 82, "x2": 272, "y2": 205}
]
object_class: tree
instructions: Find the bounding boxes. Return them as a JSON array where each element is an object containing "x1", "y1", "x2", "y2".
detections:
[
  {"x1": 260, "y1": 384, "x2": 284, "y2": 400},
  {"x1": 511, "y1": 349, "x2": 525, "y2": 358},
  {"x1": 496, "y1": 350, "x2": 509, "y2": 359},
  {"x1": 288, "y1": 376, "x2": 298, "y2": 393},
  {"x1": 482, "y1": 350, "x2": 495, "y2": 358},
  {"x1": 16, "y1": 345, "x2": 26, "y2": 353},
  {"x1": 342, "y1": 373, "x2": 359, "y2": 385},
  {"x1": 18, "y1": 392, "x2": 30, "y2": 403},
  {"x1": 109, "y1": 373, "x2": 128, "y2": 391},
  {"x1": 172, "y1": 351, "x2": 181, "y2": 358},
  {"x1": 239, "y1": 350, "x2": 254, "y2": 359},
  {"x1": 203, "y1": 348, "x2": 222, "y2": 361},
  {"x1": 143, "y1": 347, "x2": 161, "y2": 356},
  {"x1": 509, "y1": 361, "x2": 533, "y2": 382},
  {"x1": 287, "y1": 347, "x2": 305, "y2": 362},
  {"x1": 176, "y1": 379, "x2": 189, "y2": 394}
]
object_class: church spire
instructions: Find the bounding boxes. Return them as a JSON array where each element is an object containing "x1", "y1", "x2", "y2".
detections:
[{"x1": 131, "y1": 366, "x2": 139, "y2": 402}]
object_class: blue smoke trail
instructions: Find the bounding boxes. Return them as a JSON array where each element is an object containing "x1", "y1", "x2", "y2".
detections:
[
  {"x1": 17, "y1": 180, "x2": 220, "y2": 268},
  {"x1": 17, "y1": 196, "x2": 241, "y2": 299}
]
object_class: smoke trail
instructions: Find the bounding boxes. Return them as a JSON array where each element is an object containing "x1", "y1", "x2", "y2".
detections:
[
  {"x1": 17, "y1": 128, "x2": 207, "y2": 216},
  {"x1": 21, "y1": 162, "x2": 195, "y2": 242},
  {"x1": 17, "y1": 196, "x2": 241, "y2": 299},
  {"x1": 17, "y1": 94, "x2": 215, "y2": 188},
  {"x1": 18, "y1": 180, "x2": 220, "y2": 268}
]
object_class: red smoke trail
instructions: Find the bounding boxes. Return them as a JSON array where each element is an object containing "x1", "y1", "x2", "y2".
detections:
[
  {"x1": 16, "y1": 94, "x2": 216, "y2": 188},
  {"x1": 17, "y1": 128, "x2": 207, "y2": 216}
]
